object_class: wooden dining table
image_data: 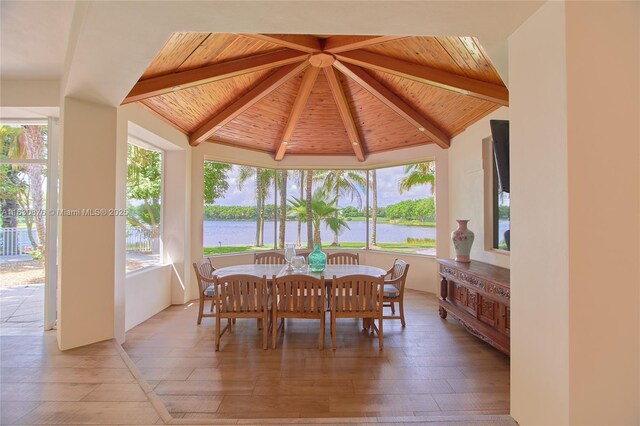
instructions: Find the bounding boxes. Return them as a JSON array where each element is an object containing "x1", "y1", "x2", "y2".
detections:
[
  {"x1": 212, "y1": 263, "x2": 387, "y2": 281},
  {"x1": 213, "y1": 263, "x2": 388, "y2": 330}
]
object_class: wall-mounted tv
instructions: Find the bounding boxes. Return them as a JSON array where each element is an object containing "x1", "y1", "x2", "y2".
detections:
[{"x1": 490, "y1": 120, "x2": 510, "y2": 193}]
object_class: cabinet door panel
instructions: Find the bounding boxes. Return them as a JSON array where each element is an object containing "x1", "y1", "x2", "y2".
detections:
[
  {"x1": 479, "y1": 296, "x2": 498, "y2": 327},
  {"x1": 451, "y1": 282, "x2": 467, "y2": 307},
  {"x1": 464, "y1": 288, "x2": 479, "y2": 317}
]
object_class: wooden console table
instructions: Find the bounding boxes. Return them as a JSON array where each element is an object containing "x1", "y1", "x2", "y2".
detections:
[{"x1": 437, "y1": 259, "x2": 510, "y2": 355}]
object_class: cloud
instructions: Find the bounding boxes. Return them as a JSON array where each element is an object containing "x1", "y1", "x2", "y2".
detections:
[{"x1": 213, "y1": 164, "x2": 434, "y2": 207}]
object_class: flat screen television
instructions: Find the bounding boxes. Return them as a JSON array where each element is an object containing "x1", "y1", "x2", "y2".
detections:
[{"x1": 490, "y1": 120, "x2": 510, "y2": 193}]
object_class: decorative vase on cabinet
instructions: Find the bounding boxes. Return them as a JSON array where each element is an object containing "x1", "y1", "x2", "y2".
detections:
[
  {"x1": 451, "y1": 219, "x2": 475, "y2": 262},
  {"x1": 308, "y1": 243, "x2": 327, "y2": 272}
]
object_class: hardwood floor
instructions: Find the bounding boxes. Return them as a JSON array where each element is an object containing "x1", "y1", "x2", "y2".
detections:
[
  {"x1": 123, "y1": 289, "x2": 512, "y2": 423},
  {"x1": 0, "y1": 289, "x2": 512, "y2": 425}
]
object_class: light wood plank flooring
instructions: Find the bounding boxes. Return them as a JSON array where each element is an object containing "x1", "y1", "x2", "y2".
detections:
[{"x1": 123, "y1": 289, "x2": 511, "y2": 423}]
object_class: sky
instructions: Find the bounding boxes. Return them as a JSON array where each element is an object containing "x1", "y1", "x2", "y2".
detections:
[{"x1": 215, "y1": 164, "x2": 434, "y2": 208}]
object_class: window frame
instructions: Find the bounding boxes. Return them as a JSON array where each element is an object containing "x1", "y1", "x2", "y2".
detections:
[
  {"x1": 482, "y1": 136, "x2": 510, "y2": 256},
  {"x1": 125, "y1": 137, "x2": 165, "y2": 274}
]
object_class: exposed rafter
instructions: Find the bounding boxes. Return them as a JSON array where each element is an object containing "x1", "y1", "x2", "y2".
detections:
[
  {"x1": 323, "y1": 66, "x2": 365, "y2": 162},
  {"x1": 334, "y1": 61, "x2": 450, "y2": 149},
  {"x1": 335, "y1": 50, "x2": 509, "y2": 106},
  {"x1": 123, "y1": 50, "x2": 309, "y2": 104},
  {"x1": 189, "y1": 61, "x2": 310, "y2": 147},
  {"x1": 243, "y1": 34, "x2": 322, "y2": 53},
  {"x1": 324, "y1": 36, "x2": 408, "y2": 53},
  {"x1": 274, "y1": 67, "x2": 320, "y2": 160}
]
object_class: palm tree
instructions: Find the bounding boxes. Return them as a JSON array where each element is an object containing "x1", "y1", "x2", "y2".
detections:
[
  {"x1": 277, "y1": 169, "x2": 288, "y2": 249},
  {"x1": 305, "y1": 170, "x2": 313, "y2": 248},
  {"x1": 370, "y1": 169, "x2": 378, "y2": 246},
  {"x1": 288, "y1": 189, "x2": 350, "y2": 247},
  {"x1": 399, "y1": 162, "x2": 436, "y2": 195},
  {"x1": 292, "y1": 170, "x2": 305, "y2": 246},
  {"x1": 237, "y1": 166, "x2": 274, "y2": 247},
  {"x1": 315, "y1": 170, "x2": 365, "y2": 245}
]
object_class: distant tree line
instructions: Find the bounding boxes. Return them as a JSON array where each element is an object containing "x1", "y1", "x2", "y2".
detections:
[{"x1": 203, "y1": 197, "x2": 435, "y2": 223}]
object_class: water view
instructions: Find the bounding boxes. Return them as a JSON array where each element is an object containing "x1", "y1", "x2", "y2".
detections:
[{"x1": 203, "y1": 220, "x2": 437, "y2": 247}]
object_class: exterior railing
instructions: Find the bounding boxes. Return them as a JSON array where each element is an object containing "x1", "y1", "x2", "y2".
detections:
[
  {"x1": 0, "y1": 227, "x2": 38, "y2": 257},
  {"x1": 126, "y1": 226, "x2": 154, "y2": 252}
]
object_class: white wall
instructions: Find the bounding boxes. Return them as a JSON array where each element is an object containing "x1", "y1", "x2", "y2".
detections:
[
  {"x1": 509, "y1": 1, "x2": 640, "y2": 424},
  {"x1": 509, "y1": 3, "x2": 570, "y2": 424},
  {"x1": 57, "y1": 97, "x2": 117, "y2": 350},
  {"x1": 565, "y1": 2, "x2": 639, "y2": 423},
  {"x1": 447, "y1": 108, "x2": 510, "y2": 269},
  {"x1": 125, "y1": 265, "x2": 171, "y2": 330}
]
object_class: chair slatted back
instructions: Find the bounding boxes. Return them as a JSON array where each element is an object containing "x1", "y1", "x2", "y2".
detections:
[
  {"x1": 193, "y1": 259, "x2": 216, "y2": 295},
  {"x1": 254, "y1": 251, "x2": 286, "y2": 265},
  {"x1": 331, "y1": 274, "x2": 384, "y2": 317},
  {"x1": 326, "y1": 252, "x2": 360, "y2": 265},
  {"x1": 386, "y1": 259, "x2": 410, "y2": 291},
  {"x1": 273, "y1": 274, "x2": 325, "y2": 316},
  {"x1": 214, "y1": 274, "x2": 268, "y2": 314}
]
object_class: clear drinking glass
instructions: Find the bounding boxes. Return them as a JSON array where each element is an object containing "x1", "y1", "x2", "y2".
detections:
[
  {"x1": 284, "y1": 243, "x2": 296, "y2": 271},
  {"x1": 291, "y1": 255, "x2": 306, "y2": 270}
]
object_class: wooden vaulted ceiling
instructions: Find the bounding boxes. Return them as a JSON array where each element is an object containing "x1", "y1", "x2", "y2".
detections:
[{"x1": 124, "y1": 33, "x2": 508, "y2": 161}]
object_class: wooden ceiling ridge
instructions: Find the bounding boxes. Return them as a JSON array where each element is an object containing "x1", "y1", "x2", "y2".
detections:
[
  {"x1": 335, "y1": 49, "x2": 509, "y2": 106},
  {"x1": 124, "y1": 49, "x2": 309, "y2": 104},
  {"x1": 274, "y1": 67, "x2": 321, "y2": 160},
  {"x1": 333, "y1": 61, "x2": 450, "y2": 149},
  {"x1": 189, "y1": 61, "x2": 310, "y2": 146},
  {"x1": 323, "y1": 66, "x2": 365, "y2": 162}
]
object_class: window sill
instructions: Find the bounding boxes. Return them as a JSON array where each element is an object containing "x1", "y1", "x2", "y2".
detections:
[
  {"x1": 485, "y1": 248, "x2": 510, "y2": 257},
  {"x1": 125, "y1": 263, "x2": 168, "y2": 277}
]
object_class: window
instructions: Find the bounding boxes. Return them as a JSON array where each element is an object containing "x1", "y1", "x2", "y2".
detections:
[
  {"x1": 202, "y1": 161, "x2": 436, "y2": 256},
  {"x1": 483, "y1": 137, "x2": 510, "y2": 252},
  {"x1": 126, "y1": 142, "x2": 163, "y2": 272},
  {"x1": 0, "y1": 123, "x2": 48, "y2": 283}
]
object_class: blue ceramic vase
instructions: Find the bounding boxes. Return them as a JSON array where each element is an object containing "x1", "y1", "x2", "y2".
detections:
[{"x1": 308, "y1": 243, "x2": 327, "y2": 272}]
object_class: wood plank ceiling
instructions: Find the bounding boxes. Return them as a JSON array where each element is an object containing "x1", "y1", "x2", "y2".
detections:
[{"x1": 124, "y1": 33, "x2": 508, "y2": 161}]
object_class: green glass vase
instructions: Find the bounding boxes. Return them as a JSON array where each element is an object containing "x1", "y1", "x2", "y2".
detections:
[{"x1": 308, "y1": 243, "x2": 327, "y2": 272}]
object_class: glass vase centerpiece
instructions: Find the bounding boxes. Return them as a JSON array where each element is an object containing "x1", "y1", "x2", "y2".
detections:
[
  {"x1": 284, "y1": 243, "x2": 296, "y2": 272},
  {"x1": 308, "y1": 243, "x2": 327, "y2": 272}
]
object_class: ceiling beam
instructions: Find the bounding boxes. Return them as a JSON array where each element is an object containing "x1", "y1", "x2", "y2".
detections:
[
  {"x1": 335, "y1": 50, "x2": 509, "y2": 106},
  {"x1": 334, "y1": 61, "x2": 450, "y2": 149},
  {"x1": 189, "y1": 61, "x2": 310, "y2": 146},
  {"x1": 123, "y1": 50, "x2": 309, "y2": 104},
  {"x1": 324, "y1": 36, "x2": 408, "y2": 53},
  {"x1": 323, "y1": 66, "x2": 365, "y2": 162},
  {"x1": 243, "y1": 34, "x2": 322, "y2": 53},
  {"x1": 274, "y1": 67, "x2": 320, "y2": 160}
]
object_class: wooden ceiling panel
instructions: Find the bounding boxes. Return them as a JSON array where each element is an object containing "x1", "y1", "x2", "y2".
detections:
[
  {"x1": 369, "y1": 69, "x2": 499, "y2": 137},
  {"x1": 288, "y1": 71, "x2": 353, "y2": 154},
  {"x1": 141, "y1": 68, "x2": 272, "y2": 133},
  {"x1": 131, "y1": 32, "x2": 509, "y2": 158},
  {"x1": 213, "y1": 71, "x2": 305, "y2": 151},
  {"x1": 141, "y1": 32, "x2": 210, "y2": 79},
  {"x1": 364, "y1": 36, "x2": 504, "y2": 86},
  {"x1": 209, "y1": 35, "x2": 286, "y2": 64},
  {"x1": 339, "y1": 73, "x2": 433, "y2": 153}
]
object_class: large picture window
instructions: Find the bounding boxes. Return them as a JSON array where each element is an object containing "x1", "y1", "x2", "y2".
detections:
[
  {"x1": 202, "y1": 161, "x2": 436, "y2": 256},
  {"x1": 126, "y1": 142, "x2": 163, "y2": 272}
]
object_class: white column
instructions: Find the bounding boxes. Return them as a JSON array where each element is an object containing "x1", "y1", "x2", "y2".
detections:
[{"x1": 57, "y1": 97, "x2": 118, "y2": 350}]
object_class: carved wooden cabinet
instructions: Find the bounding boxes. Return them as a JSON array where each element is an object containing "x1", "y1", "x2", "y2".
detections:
[{"x1": 438, "y1": 259, "x2": 510, "y2": 355}]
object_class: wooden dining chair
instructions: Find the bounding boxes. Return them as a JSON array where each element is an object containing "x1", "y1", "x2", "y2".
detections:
[
  {"x1": 192, "y1": 258, "x2": 217, "y2": 325},
  {"x1": 326, "y1": 252, "x2": 360, "y2": 265},
  {"x1": 254, "y1": 251, "x2": 286, "y2": 264},
  {"x1": 271, "y1": 274, "x2": 326, "y2": 349},
  {"x1": 330, "y1": 274, "x2": 384, "y2": 350},
  {"x1": 212, "y1": 274, "x2": 270, "y2": 351},
  {"x1": 383, "y1": 259, "x2": 410, "y2": 327}
]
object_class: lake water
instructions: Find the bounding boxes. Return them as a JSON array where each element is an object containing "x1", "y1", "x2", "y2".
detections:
[
  {"x1": 203, "y1": 220, "x2": 436, "y2": 247},
  {"x1": 203, "y1": 219, "x2": 510, "y2": 247}
]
